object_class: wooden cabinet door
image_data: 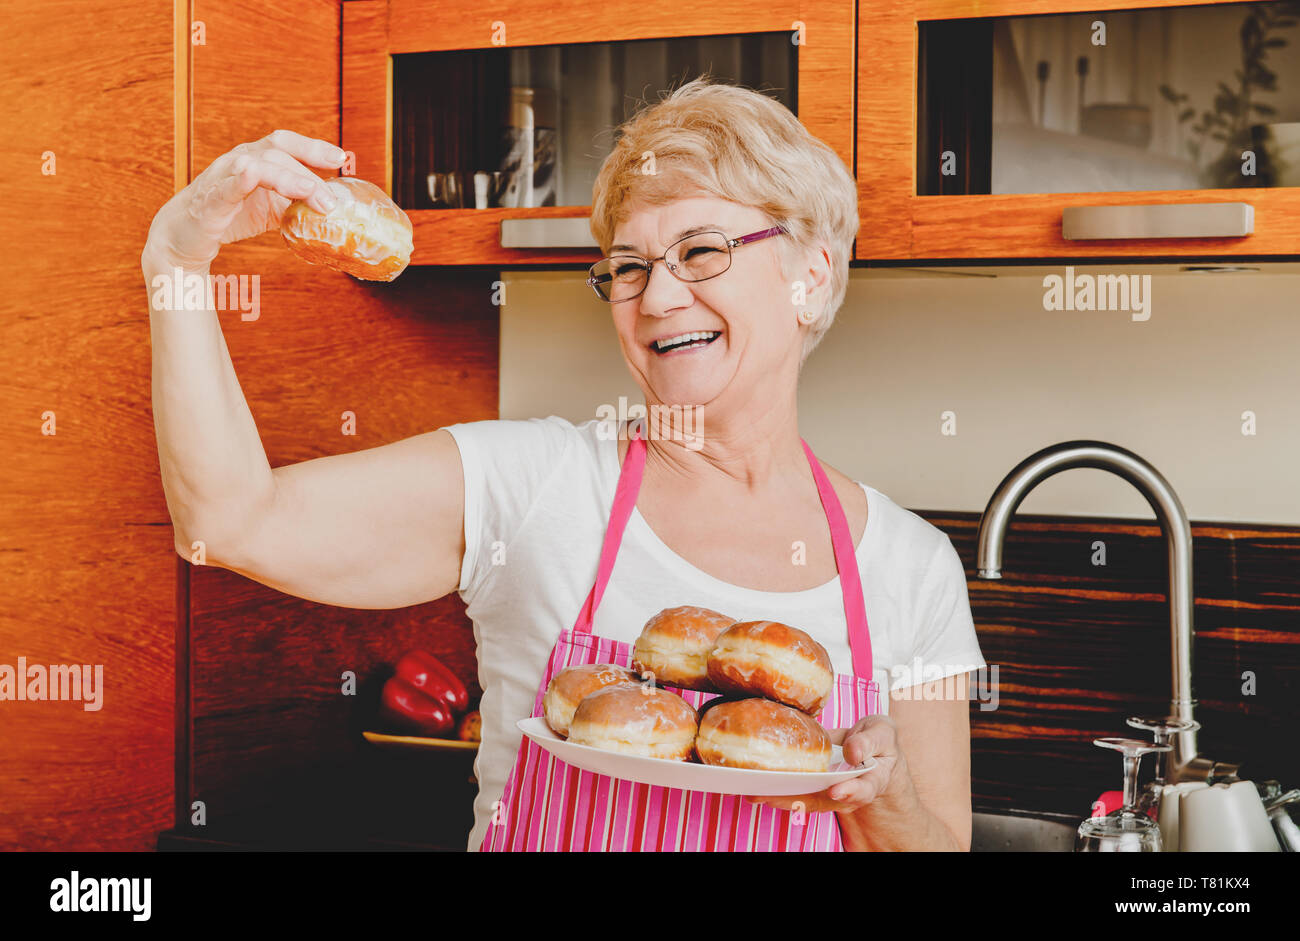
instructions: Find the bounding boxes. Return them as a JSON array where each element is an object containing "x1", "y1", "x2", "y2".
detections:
[
  {"x1": 859, "y1": 0, "x2": 1300, "y2": 260},
  {"x1": 344, "y1": 0, "x2": 856, "y2": 265}
]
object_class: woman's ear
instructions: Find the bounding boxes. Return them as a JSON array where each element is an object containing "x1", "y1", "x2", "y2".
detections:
[
  {"x1": 808, "y1": 243, "x2": 833, "y2": 295},
  {"x1": 790, "y1": 242, "x2": 832, "y2": 323}
]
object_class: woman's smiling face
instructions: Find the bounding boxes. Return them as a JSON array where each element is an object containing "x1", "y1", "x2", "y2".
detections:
[{"x1": 608, "y1": 195, "x2": 806, "y2": 413}]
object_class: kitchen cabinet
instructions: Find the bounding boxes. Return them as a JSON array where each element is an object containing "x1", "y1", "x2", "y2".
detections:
[
  {"x1": 859, "y1": 0, "x2": 1300, "y2": 260},
  {"x1": 343, "y1": 0, "x2": 855, "y2": 265}
]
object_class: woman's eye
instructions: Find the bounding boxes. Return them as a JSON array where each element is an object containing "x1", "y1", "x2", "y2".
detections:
[
  {"x1": 684, "y1": 247, "x2": 720, "y2": 259},
  {"x1": 613, "y1": 263, "x2": 643, "y2": 278}
]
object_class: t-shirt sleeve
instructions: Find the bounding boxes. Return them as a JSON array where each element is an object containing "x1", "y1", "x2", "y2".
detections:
[
  {"x1": 900, "y1": 534, "x2": 987, "y2": 689},
  {"x1": 441, "y1": 416, "x2": 575, "y2": 604}
]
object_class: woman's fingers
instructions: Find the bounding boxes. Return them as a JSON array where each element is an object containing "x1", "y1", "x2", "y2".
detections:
[
  {"x1": 828, "y1": 770, "x2": 883, "y2": 804},
  {"x1": 749, "y1": 793, "x2": 839, "y2": 814},
  {"x1": 841, "y1": 716, "x2": 898, "y2": 766},
  {"x1": 189, "y1": 152, "x2": 315, "y2": 235},
  {"x1": 228, "y1": 151, "x2": 319, "y2": 205},
  {"x1": 747, "y1": 772, "x2": 883, "y2": 812},
  {"x1": 254, "y1": 129, "x2": 347, "y2": 171},
  {"x1": 825, "y1": 717, "x2": 894, "y2": 762},
  {"x1": 260, "y1": 148, "x2": 337, "y2": 213}
]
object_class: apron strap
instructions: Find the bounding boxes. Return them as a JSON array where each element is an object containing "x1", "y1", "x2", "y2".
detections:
[
  {"x1": 573, "y1": 419, "x2": 646, "y2": 634},
  {"x1": 575, "y1": 419, "x2": 873, "y2": 683},
  {"x1": 800, "y1": 438, "x2": 874, "y2": 680}
]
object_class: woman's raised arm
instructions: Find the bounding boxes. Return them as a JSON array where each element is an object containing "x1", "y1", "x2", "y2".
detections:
[{"x1": 144, "y1": 129, "x2": 466, "y2": 608}]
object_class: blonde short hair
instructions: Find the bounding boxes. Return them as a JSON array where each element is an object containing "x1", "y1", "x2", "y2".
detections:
[{"x1": 589, "y1": 75, "x2": 859, "y2": 364}]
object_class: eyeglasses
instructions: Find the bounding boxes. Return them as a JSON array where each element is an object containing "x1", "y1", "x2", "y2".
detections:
[{"x1": 586, "y1": 226, "x2": 788, "y2": 303}]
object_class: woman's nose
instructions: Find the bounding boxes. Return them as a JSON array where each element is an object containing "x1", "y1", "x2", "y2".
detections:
[{"x1": 639, "y1": 259, "x2": 692, "y2": 313}]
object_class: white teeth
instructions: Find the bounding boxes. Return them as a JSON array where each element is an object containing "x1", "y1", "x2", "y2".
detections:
[{"x1": 654, "y1": 331, "x2": 719, "y2": 351}]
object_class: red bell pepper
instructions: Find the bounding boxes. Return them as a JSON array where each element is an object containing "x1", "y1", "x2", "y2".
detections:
[
  {"x1": 380, "y1": 676, "x2": 455, "y2": 737},
  {"x1": 393, "y1": 649, "x2": 468, "y2": 715}
]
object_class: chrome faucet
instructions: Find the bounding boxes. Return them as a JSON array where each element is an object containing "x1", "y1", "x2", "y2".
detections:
[{"x1": 975, "y1": 441, "x2": 1239, "y2": 784}]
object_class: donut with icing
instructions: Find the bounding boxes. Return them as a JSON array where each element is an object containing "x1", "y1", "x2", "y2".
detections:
[
  {"x1": 542, "y1": 663, "x2": 639, "y2": 737},
  {"x1": 631, "y1": 605, "x2": 736, "y2": 692},
  {"x1": 705, "y1": 620, "x2": 834, "y2": 715},
  {"x1": 566, "y1": 685, "x2": 698, "y2": 761},
  {"x1": 695, "y1": 697, "x2": 832, "y2": 772},
  {"x1": 280, "y1": 176, "x2": 413, "y2": 281}
]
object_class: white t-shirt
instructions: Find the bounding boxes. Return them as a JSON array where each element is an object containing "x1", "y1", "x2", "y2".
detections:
[{"x1": 443, "y1": 415, "x2": 986, "y2": 852}]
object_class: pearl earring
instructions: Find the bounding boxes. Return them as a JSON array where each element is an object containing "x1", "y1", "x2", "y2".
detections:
[{"x1": 798, "y1": 309, "x2": 816, "y2": 324}]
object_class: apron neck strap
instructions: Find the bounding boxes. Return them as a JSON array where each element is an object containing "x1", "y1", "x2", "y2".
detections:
[
  {"x1": 800, "y1": 438, "x2": 873, "y2": 680},
  {"x1": 573, "y1": 419, "x2": 647, "y2": 634},
  {"x1": 575, "y1": 420, "x2": 873, "y2": 681}
]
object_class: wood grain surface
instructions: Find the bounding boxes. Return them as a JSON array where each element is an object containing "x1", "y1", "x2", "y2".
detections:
[{"x1": 0, "y1": 0, "x2": 176, "y2": 851}]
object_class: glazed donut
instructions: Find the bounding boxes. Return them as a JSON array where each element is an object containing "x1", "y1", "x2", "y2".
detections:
[
  {"x1": 566, "y1": 685, "x2": 698, "y2": 761},
  {"x1": 280, "y1": 176, "x2": 413, "y2": 281},
  {"x1": 542, "y1": 663, "x2": 639, "y2": 737},
  {"x1": 631, "y1": 605, "x2": 736, "y2": 692},
  {"x1": 695, "y1": 697, "x2": 832, "y2": 772},
  {"x1": 706, "y1": 620, "x2": 834, "y2": 715}
]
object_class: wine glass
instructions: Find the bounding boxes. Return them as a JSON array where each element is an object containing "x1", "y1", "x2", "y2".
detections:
[
  {"x1": 1076, "y1": 737, "x2": 1170, "y2": 852},
  {"x1": 1126, "y1": 716, "x2": 1200, "y2": 820}
]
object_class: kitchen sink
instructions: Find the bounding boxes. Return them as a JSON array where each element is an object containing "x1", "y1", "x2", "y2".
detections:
[{"x1": 971, "y1": 809, "x2": 1079, "y2": 852}]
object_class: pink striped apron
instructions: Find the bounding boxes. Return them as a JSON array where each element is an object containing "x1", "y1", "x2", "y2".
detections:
[{"x1": 481, "y1": 419, "x2": 880, "y2": 851}]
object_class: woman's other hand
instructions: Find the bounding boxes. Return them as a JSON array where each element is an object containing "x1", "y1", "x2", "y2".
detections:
[{"x1": 746, "y1": 715, "x2": 909, "y2": 816}]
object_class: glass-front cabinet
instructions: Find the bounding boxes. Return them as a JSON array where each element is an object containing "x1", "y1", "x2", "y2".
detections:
[
  {"x1": 861, "y1": 0, "x2": 1300, "y2": 260},
  {"x1": 343, "y1": 0, "x2": 854, "y2": 265}
]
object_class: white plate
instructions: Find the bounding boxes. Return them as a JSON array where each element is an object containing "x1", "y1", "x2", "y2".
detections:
[{"x1": 517, "y1": 717, "x2": 876, "y2": 797}]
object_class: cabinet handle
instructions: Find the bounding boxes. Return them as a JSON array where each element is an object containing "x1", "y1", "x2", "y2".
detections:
[
  {"x1": 499, "y1": 217, "x2": 599, "y2": 249},
  {"x1": 1061, "y1": 202, "x2": 1254, "y2": 240}
]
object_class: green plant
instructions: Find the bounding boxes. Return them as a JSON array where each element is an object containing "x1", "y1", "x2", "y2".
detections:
[{"x1": 1158, "y1": 1, "x2": 1299, "y2": 187}]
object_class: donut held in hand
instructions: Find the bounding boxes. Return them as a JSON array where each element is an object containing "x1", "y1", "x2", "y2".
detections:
[
  {"x1": 695, "y1": 697, "x2": 832, "y2": 772},
  {"x1": 631, "y1": 605, "x2": 736, "y2": 692},
  {"x1": 566, "y1": 685, "x2": 698, "y2": 761},
  {"x1": 280, "y1": 176, "x2": 413, "y2": 281},
  {"x1": 542, "y1": 663, "x2": 639, "y2": 737},
  {"x1": 706, "y1": 620, "x2": 834, "y2": 715}
]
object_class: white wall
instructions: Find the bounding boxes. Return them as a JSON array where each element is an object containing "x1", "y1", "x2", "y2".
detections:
[{"x1": 499, "y1": 265, "x2": 1300, "y2": 525}]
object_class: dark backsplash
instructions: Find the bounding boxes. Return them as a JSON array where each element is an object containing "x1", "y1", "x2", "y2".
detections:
[{"x1": 921, "y1": 511, "x2": 1300, "y2": 818}]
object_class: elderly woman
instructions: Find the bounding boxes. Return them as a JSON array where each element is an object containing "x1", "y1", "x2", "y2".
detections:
[{"x1": 143, "y1": 77, "x2": 985, "y2": 852}]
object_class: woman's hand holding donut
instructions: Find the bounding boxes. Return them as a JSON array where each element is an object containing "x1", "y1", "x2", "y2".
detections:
[
  {"x1": 142, "y1": 129, "x2": 346, "y2": 272},
  {"x1": 746, "y1": 715, "x2": 914, "y2": 817}
]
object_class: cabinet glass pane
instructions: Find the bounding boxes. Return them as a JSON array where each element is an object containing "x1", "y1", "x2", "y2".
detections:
[
  {"x1": 918, "y1": 1, "x2": 1300, "y2": 195},
  {"x1": 393, "y1": 35, "x2": 797, "y2": 210}
]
